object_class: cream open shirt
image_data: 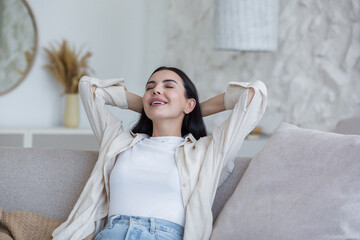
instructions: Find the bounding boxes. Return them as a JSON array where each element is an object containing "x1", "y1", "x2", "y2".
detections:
[{"x1": 52, "y1": 76, "x2": 267, "y2": 240}]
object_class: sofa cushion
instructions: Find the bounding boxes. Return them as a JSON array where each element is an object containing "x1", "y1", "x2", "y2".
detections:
[
  {"x1": 334, "y1": 115, "x2": 360, "y2": 135},
  {"x1": 211, "y1": 122, "x2": 360, "y2": 239},
  {"x1": 0, "y1": 148, "x2": 98, "y2": 220}
]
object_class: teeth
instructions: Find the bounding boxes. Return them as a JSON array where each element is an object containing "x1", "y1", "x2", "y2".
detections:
[{"x1": 152, "y1": 101, "x2": 166, "y2": 105}]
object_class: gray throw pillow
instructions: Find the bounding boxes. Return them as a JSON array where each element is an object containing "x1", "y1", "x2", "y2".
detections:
[{"x1": 211, "y1": 122, "x2": 360, "y2": 240}]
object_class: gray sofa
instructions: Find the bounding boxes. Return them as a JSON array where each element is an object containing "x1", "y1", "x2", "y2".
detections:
[
  {"x1": 0, "y1": 147, "x2": 247, "y2": 239},
  {"x1": 1, "y1": 122, "x2": 360, "y2": 240}
]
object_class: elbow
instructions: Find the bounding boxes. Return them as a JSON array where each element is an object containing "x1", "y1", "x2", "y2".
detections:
[
  {"x1": 78, "y1": 76, "x2": 90, "y2": 92},
  {"x1": 246, "y1": 88, "x2": 255, "y2": 107},
  {"x1": 80, "y1": 75, "x2": 90, "y2": 83},
  {"x1": 78, "y1": 76, "x2": 95, "y2": 100}
]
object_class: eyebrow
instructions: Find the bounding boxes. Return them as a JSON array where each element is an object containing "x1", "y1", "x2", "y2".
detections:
[{"x1": 146, "y1": 79, "x2": 178, "y2": 86}]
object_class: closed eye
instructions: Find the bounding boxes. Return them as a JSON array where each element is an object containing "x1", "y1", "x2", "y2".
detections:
[{"x1": 146, "y1": 85, "x2": 174, "y2": 90}]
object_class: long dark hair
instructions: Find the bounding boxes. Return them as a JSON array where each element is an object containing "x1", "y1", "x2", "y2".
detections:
[{"x1": 132, "y1": 66, "x2": 207, "y2": 140}]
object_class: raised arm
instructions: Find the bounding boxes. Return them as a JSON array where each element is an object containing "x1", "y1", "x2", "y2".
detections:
[
  {"x1": 209, "y1": 81, "x2": 267, "y2": 191},
  {"x1": 200, "y1": 89, "x2": 255, "y2": 117},
  {"x1": 79, "y1": 76, "x2": 129, "y2": 143},
  {"x1": 92, "y1": 85, "x2": 143, "y2": 113},
  {"x1": 125, "y1": 91, "x2": 143, "y2": 113}
]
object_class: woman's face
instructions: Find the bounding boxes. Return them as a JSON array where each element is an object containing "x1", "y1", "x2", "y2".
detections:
[{"x1": 143, "y1": 70, "x2": 195, "y2": 123}]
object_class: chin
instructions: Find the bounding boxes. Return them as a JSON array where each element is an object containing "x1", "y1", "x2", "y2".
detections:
[{"x1": 144, "y1": 109, "x2": 167, "y2": 120}]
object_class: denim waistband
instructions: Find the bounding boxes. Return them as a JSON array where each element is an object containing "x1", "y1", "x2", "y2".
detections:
[{"x1": 107, "y1": 214, "x2": 184, "y2": 237}]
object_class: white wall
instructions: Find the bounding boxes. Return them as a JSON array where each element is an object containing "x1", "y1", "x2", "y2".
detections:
[
  {"x1": 3, "y1": 0, "x2": 358, "y2": 134},
  {"x1": 0, "y1": 0, "x2": 168, "y2": 130}
]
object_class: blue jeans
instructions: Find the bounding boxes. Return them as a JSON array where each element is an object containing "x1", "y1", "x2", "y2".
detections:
[{"x1": 93, "y1": 215, "x2": 184, "y2": 240}]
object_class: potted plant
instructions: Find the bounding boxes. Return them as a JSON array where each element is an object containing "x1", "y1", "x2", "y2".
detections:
[{"x1": 44, "y1": 40, "x2": 92, "y2": 128}]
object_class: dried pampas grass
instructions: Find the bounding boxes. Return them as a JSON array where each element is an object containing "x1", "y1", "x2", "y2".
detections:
[{"x1": 44, "y1": 40, "x2": 92, "y2": 94}]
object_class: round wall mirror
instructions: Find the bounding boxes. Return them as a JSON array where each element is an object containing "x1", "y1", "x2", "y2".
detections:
[{"x1": 0, "y1": 0, "x2": 38, "y2": 96}]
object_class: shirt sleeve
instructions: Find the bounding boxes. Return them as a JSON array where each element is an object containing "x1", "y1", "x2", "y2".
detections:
[
  {"x1": 212, "y1": 80, "x2": 267, "y2": 186},
  {"x1": 78, "y1": 76, "x2": 128, "y2": 143}
]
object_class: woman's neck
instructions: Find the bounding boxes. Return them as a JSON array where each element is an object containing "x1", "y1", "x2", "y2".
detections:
[{"x1": 152, "y1": 119, "x2": 182, "y2": 137}]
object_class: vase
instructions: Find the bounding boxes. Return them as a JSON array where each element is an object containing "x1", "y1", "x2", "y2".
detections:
[{"x1": 64, "y1": 93, "x2": 79, "y2": 128}]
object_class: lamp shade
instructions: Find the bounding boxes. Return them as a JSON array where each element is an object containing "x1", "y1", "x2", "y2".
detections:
[{"x1": 214, "y1": 0, "x2": 279, "y2": 51}]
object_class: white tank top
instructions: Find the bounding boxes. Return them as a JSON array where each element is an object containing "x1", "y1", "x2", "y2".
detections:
[{"x1": 108, "y1": 136, "x2": 185, "y2": 226}]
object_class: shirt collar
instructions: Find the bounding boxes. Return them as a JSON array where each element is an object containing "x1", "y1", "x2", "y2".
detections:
[
  {"x1": 183, "y1": 133, "x2": 196, "y2": 143},
  {"x1": 129, "y1": 131, "x2": 148, "y2": 146},
  {"x1": 130, "y1": 130, "x2": 137, "y2": 138},
  {"x1": 130, "y1": 131, "x2": 196, "y2": 144}
]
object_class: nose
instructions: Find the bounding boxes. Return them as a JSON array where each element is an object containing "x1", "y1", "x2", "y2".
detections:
[{"x1": 152, "y1": 86, "x2": 161, "y2": 95}]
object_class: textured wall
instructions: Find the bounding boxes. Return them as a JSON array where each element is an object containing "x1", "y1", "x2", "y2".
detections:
[{"x1": 164, "y1": 0, "x2": 360, "y2": 134}]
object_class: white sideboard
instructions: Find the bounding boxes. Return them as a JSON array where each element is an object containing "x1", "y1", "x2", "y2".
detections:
[
  {"x1": 0, "y1": 128, "x2": 99, "y2": 151},
  {"x1": 0, "y1": 128, "x2": 269, "y2": 157}
]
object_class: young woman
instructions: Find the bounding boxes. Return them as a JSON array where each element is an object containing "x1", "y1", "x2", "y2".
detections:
[{"x1": 52, "y1": 66, "x2": 267, "y2": 240}]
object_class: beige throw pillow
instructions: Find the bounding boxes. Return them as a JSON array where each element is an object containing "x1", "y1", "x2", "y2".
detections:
[
  {"x1": 0, "y1": 208, "x2": 94, "y2": 240},
  {"x1": 211, "y1": 123, "x2": 360, "y2": 240}
]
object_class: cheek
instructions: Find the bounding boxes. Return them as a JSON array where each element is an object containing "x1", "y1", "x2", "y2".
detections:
[
  {"x1": 169, "y1": 94, "x2": 187, "y2": 108},
  {"x1": 143, "y1": 92, "x2": 150, "y2": 104},
  {"x1": 168, "y1": 90, "x2": 183, "y2": 100},
  {"x1": 142, "y1": 93, "x2": 151, "y2": 113}
]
